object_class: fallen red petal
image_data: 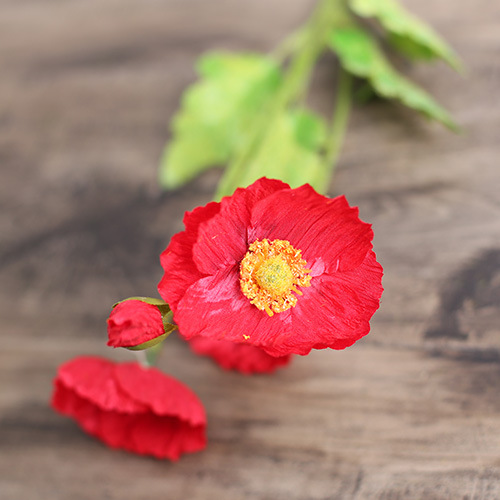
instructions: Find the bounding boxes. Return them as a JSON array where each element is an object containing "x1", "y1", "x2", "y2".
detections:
[{"x1": 51, "y1": 356, "x2": 207, "y2": 460}]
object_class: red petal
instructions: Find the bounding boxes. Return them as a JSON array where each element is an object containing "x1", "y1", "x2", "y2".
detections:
[
  {"x1": 126, "y1": 413, "x2": 206, "y2": 460},
  {"x1": 158, "y1": 201, "x2": 220, "y2": 308},
  {"x1": 159, "y1": 178, "x2": 290, "y2": 317},
  {"x1": 174, "y1": 267, "x2": 294, "y2": 354},
  {"x1": 55, "y1": 356, "x2": 146, "y2": 413},
  {"x1": 52, "y1": 377, "x2": 134, "y2": 449},
  {"x1": 52, "y1": 381, "x2": 103, "y2": 436},
  {"x1": 263, "y1": 250, "x2": 384, "y2": 355},
  {"x1": 174, "y1": 253, "x2": 382, "y2": 357},
  {"x1": 51, "y1": 357, "x2": 207, "y2": 460},
  {"x1": 54, "y1": 385, "x2": 205, "y2": 460},
  {"x1": 192, "y1": 178, "x2": 289, "y2": 275},
  {"x1": 188, "y1": 336, "x2": 292, "y2": 374},
  {"x1": 114, "y1": 363, "x2": 206, "y2": 426},
  {"x1": 249, "y1": 186, "x2": 373, "y2": 273}
]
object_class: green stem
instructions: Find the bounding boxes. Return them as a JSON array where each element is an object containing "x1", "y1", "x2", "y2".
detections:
[
  {"x1": 271, "y1": 27, "x2": 307, "y2": 62},
  {"x1": 215, "y1": 0, "x2": 335, "y2": 200},
  {"x1": 135, "y1": 341, "x2": 164, "y2": 368},
  {"x1": 145, "y1": 341, "x2": 163, "y2": 366},
  {"x1": 214, "y1": 54, "x2": 317, "y2": 200},
  {"x1": 320, "y1": 67, "x2": 352, "y2": 192},
  {"x1": 135, "y1": 350, "x2": 150, "y2": 368}
]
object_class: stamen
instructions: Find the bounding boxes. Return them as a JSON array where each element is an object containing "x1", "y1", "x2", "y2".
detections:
[
  {"x1": 239, "y1": 239, "x2": 311, "y2": 314},
  {"x1": 263, "y1": 304, "x2": 274, "y2": 317}
]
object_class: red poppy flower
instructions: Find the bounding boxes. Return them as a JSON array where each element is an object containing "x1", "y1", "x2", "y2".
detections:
[
  {"x1": 188, "y1": 337, "x2": 291, "y2": 374},
  {"x1": 51, "y1": 356, "x2": 206, "y2": 460},
  {"x1": 107, "y1": 299, "x2": 166, "y2": 349},
  {"x1": 158, "y1": 178, "x2": 383, "y2": 357}
]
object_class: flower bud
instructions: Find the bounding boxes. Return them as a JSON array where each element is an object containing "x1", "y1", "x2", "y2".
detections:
[{"x1": 107, "y1": 298, "x2": 175, "y2": 350}]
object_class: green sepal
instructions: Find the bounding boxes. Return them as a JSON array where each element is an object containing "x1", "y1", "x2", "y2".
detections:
[
  {"x1": 348, "y1": 0, "x2": 462, "y2": 72},
  {"x1": 125, "y1": 331, "x2": 172, "y2": 351},
  {"x1": 328, "y1": 26, "x2": 459, "y2": 131}
]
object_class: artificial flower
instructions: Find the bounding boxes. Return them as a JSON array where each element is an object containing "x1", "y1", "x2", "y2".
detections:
[
  {"x1": 158, "y1": 177, "x2": 383, "y2": 357},
  {"x1": 107, "y1": 299, "x2": 166, "y2": 349},
  {"x1": 51, "y1": 356, "x2": 206, "y2": 460},
  {"x1": 188, "y1": 337, "x2": 291, "y2": 374}
]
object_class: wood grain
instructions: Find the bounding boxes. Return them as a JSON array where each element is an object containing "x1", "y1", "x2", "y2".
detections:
[{"x1": 1, "y1": 0, "x2": 500, "y2": 498}]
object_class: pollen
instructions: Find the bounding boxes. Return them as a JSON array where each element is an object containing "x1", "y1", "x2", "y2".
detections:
[{"x1": 239, "y1": 239, "x2": 311, "y2": 316}]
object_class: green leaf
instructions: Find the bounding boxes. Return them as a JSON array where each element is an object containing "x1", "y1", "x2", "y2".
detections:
[
  {"x1": 348, "y1": 0, "x2": 462, "y2": 71},
  {"x1": 225, "y1": 108, "x2": 327, "y2": 193},
  {"x1": 387, "y1": 33, "x2": 437, "y2": 62},
  {"x1": 159, "y1": 52, "x2": 282, "y2": 189},
  {"x1": 329, "y1": 26, "x2": 458, "y2": 131},
  {"x1": 293, "y1": 109, "x2": 327, "y2": 150}
]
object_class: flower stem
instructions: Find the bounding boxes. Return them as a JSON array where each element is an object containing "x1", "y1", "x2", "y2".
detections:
[
  {"x1": 145, "y1": 342, "x2": 163, "y2": 366},
  {"x1": 320, "y1": 67, "x2": 352, "y2": 192},
  {"x1": 215, "y1": 0, "x2": 337, "y2": 200},
  {"x1": 135, "y1": 350, "x2": 150, "y2": 368},
  {"x1": 135, "y1": 341, "x2": 164, "y2": 368}
]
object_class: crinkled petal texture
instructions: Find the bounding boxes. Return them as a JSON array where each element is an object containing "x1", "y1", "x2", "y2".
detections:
[
  {"x1": 51, "y1": 356, "x2": 206, "y2": 460},
  {"x1": 107, "y1": 300, "x2": 165, "y2": 348},
  {"x1": 159, "y1": 178, "x2": 383, "y2": 357},
  {"x1": 188, "y1": 337, "x2": 291, "y2": 374}
]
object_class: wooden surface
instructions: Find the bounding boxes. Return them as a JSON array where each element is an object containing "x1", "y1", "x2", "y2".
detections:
[{"x1": 1, "y1": 0, "x2": 500, "y2": 498}]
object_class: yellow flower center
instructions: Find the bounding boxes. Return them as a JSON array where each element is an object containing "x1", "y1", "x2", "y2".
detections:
[{"x1": 239, "y1": 239, "x2": 311, "y2": 316}]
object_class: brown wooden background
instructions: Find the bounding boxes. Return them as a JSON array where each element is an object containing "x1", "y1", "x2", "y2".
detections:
[{"x1": 1, "y1": 0, "x2": 500, "y2": 498}]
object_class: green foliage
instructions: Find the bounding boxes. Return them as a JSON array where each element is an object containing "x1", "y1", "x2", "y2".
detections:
[
  {"x1": 227, "y1": 109, "x2": 327, "y2": 192},
  {"x1": 158, "y1": 0, "x2": 461, "y2": 196},
  {"x1": 329, "y1": 26, "x2": 458, "y2": 130},
  {"x1": 159, "y1": 52, "x2": 281, "y2": 189},
  {"x1": 348, "y1": 0, "x2": 462, "y2": 71}
]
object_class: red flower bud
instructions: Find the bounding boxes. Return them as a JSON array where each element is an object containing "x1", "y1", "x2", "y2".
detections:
[{"x1": 107, "y1": 299, "x2": 166, "y2": 349}]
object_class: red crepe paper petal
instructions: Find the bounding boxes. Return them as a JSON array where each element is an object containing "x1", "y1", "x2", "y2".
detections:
[
  {"x1": 249, "y1": 187, "x2": 373, "y2": 273},
  {"x1": 193, "y1": 179, "x2": 289, "y2": 275},
  {"x1": 107, "y1": 300, "x2": 165, "y2": 349},
  {"x1": 114, "y1": 363, "x2": 206, "y2": 426},
  {"x1": 158, "y1": 177, "x2": 383, "y2": 357},
  {"x1": 188, "y1": 336, "x2": 292, "y2": 374},
  {"x1": 55, "y1": 356, "x2": 145, "y2": 413},
  {"x1": 158, "y1": 201, "x2": 220, "y2": 308},
  {"x1": 173, "y1": 268, "x2": 292, "y2": 351},
  {"x1": 51, "y1": 356, "x2": 206, "y2": 460}
]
